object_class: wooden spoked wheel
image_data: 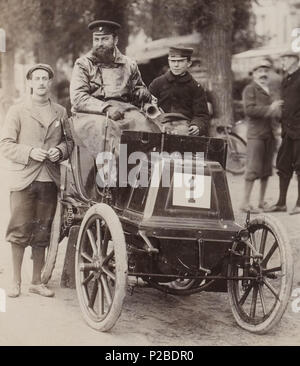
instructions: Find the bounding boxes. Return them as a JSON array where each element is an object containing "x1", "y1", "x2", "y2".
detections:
[
  {"x1": 75, "y1": 203, "x2": 128, "y2": 331},
  {"x1": 228, "y1": 214, "x2": 293, "y2": 334}
]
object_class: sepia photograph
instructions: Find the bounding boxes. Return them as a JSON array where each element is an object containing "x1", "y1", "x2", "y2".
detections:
[{"x1": 0, "y1": 0, "x2": 299, "y2": 349}]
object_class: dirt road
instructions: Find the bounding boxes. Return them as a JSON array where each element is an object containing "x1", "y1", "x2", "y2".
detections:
[{"x1": 0, "y1": 166, "x2": 300, "y2": 346}]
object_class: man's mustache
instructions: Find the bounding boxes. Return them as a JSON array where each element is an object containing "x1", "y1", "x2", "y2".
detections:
[{"x1": 94, "y1": 45, "x2": 113, "y2": 52}]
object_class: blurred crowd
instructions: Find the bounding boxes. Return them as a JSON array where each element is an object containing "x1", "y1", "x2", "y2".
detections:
[{"x1": 240, "y1": 51, "x2": 300, "y2": 215}]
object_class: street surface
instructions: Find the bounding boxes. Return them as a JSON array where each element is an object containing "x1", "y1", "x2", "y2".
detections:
[{"x1": 0, "y1": 161, "x2": 300, "y2": 346}]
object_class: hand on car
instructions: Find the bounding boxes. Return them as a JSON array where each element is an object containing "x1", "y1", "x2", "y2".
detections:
[
  {"x1": 29, "y1": 148, "x2": 48, "y2": 162},
  {"x1": 188, "y1": 125, "x2": 199, "y2": 136},
  {"x1": 47, "y1": 148, "x2": 61, "y2": 162},
  {"x1": 105, "y1": 105, "x2": 124, "y2": 121},
  {"x1": 134, "y1": 88, "x2": 152, "y2": 103}
]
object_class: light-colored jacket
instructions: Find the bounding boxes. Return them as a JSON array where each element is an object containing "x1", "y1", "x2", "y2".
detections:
[
  {"x1": 70, "y1": 48, "x2": 148, "y2": 114},
  {"x1": 0, "y1": 98, "x2": 74, "y2": 191}
]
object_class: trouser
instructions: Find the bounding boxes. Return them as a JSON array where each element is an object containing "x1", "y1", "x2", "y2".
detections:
[
  {"x1": 245, "y1": 137, "x2": 274, "y2": 181},
  {"x1": 276, "y1": 135, "x2": 300, "y2": 179},
  {"x1": 6, "y1": 181, "x2": 58, "y2": 248}
]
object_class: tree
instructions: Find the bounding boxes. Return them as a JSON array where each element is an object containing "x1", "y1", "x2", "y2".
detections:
[
  {"x1": 200, "y1": 0, "x2": 233, "y2": 127},
  {"x1": 0, "y1": 0, "x2": 41, "y2": 109}
]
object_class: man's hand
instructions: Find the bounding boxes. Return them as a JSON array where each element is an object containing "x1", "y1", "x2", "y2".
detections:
[
  {"x1": 188, "y1": 125, "x2": 199, "y2": 136},
  {"x1": 134, "y1": 88, "x2": 152, "y2": 103},
  {"x1": 47, "y1": 148, "x2": 61, "y2": 162},
  {"x1": 268, "y1": 100, "x2": 284, "y2": 118},
  {"x1": 29, "y1": 148, "x2": 48, "y2": 162},
  {"x1": 105, "y1": 105, "x2": 124, "y2": 121}
]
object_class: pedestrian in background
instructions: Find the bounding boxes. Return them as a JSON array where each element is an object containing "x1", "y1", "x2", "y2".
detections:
[
  {"x1": 0, "y1": 64, "x2": 73, "y2": 298},
  {"x1": 266, "y1": 51, "x2": 300, "y2": 215},
  {"x1": 240, "y1": 60, "x2": 282, "y2": 213},
  {"x1": 263, "y1": 57, "x2": 283, "y2": 168}
]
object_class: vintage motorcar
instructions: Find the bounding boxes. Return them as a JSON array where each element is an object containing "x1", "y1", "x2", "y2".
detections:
[{"x1": 42, "y1": 121, "x2": 293, "y2": 334}]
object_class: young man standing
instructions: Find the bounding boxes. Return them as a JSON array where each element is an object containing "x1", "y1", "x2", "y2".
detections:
[
  {"x1": 149, "y1": 46, "x2": 210, "y2": 136},
  {"x1": 0, "y1": 64, "x2": 73, "y2": 297},
  {"x1": 240, "y1": 60, "x2": 282, "y2": 213}
]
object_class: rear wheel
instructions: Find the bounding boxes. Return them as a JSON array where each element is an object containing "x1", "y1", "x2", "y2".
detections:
[
  {"x1": 75, "y1": 203, "x2": 128, "y2": 331},
  {"x1": 228, "y1": 214, "x2": 293, "y2": 334},
  {"x1": 226, "y1": 133, "x2": 247, "y2": 175}
]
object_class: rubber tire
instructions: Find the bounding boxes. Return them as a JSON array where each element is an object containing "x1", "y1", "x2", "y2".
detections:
[
  {"x1": 41, "y1": 199, "x2": 63, "y2": 284},
  {"x1": 228, "y1": 214, "x2": 294, "y2": 334},
  {"x1": 75, "y1": 203, "x2": 128, "y2": 332},
  {"x1": 169, "y1": 279, "x2": 196, "y2": 290},
  {"x1": 226, "y1": 133, "x2": 247, "y2": 175}
]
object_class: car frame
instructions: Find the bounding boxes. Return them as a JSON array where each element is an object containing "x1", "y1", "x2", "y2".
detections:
[{"x1": 42, "y1": 124, "x2": 294, "y2": 334}]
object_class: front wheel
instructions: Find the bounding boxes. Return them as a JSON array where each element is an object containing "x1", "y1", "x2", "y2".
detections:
[
  {"x1": 75, "y1": 203, "x2": 128, "y2": 331},
  {"x1": 228, "y1": 214, "x2": 293, "y2": 334}
]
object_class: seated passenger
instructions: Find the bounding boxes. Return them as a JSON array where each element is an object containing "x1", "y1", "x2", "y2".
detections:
[
  {"x1": 149, "y1": 47, "x2": 210, "y2": 136},
  {"x1": 70, "y1": 20, "x2": 159, "y2": 157}
]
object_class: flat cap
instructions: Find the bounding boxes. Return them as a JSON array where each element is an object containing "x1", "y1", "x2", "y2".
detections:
[
  {"x1": 168, "y1": 46, "x2": 194, "y2": 59},
  {"x1": 280, "y1": 50, "x2": 300, "y2": 60},
  {"x1": 252, "y1": 59, "x2": 272, "y2": 72},
  {"x1": 26, "y1": 63, "x2": 54, "y2": 80},
  {"x1": 88, "y1": 20, "x2": 121, "y2": 35}
]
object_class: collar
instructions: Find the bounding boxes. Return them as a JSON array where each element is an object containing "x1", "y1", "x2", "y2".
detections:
[
  {"x1": 287, "y1": 65, "x2": 300, "y2": 75},
  {"x1": 287, "y1": 67, "x2": 300, "y2": 78},
  {"x1": 254, "y1": 80, "x2": 270, "y2": 95},
  {"x1": 282, "y1": 67, "x2": 300, "y2": 87},
  {"x1": 86, "y1": 47, "x2": 126, "y2": 65},
  {"x1": 165, "y1": 70, "x2": 193, "y2": 83},
  {"x1": 24, "y1": 97, "x2": 59, "y2": 126}
]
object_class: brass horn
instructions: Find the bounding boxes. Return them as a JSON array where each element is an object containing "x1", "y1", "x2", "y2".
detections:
[{"x1": 143, "y1": 103, "x2": 162, "y2": 119}]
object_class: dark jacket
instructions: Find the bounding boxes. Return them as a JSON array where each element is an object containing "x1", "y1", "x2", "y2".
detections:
[
  {"x1": 0, "y1": 98, "x2": 74, "y2": 191},
  {"x1": 281, "y1": 68, "x2": 300, "y2": 139},
  {"x1": 242, "y1": 81, "x2": 273, "y2": 140},
  {"x1": 149, "y1": 71, "x2": 209, "y2": 136}
]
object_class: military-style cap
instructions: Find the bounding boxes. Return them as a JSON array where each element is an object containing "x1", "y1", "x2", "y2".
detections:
[
  {"x1": 88, "y1": 20, "x2": 121, "y2": 35},
  {"x1": 280, "y1": 50, "x2": 300, "y2": 60},
  {"x1": 168, "y1": 46, "x2": 194, "y2": 60},
  {"x1": 26, "y1": 63, "x2": 54, "y2": 80},
  {"x1": 252, "y1": 59, "x2": 272, "y2": 72}
]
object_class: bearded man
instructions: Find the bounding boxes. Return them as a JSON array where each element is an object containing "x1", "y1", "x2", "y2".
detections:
[{"x1": 70, "y1": 20, "x2": 157, "y2": 158}]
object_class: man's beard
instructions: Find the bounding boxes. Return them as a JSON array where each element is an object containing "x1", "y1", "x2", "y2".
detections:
[{"x1": 92, "y1": 46, "x2": 115, "y2": 64}]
